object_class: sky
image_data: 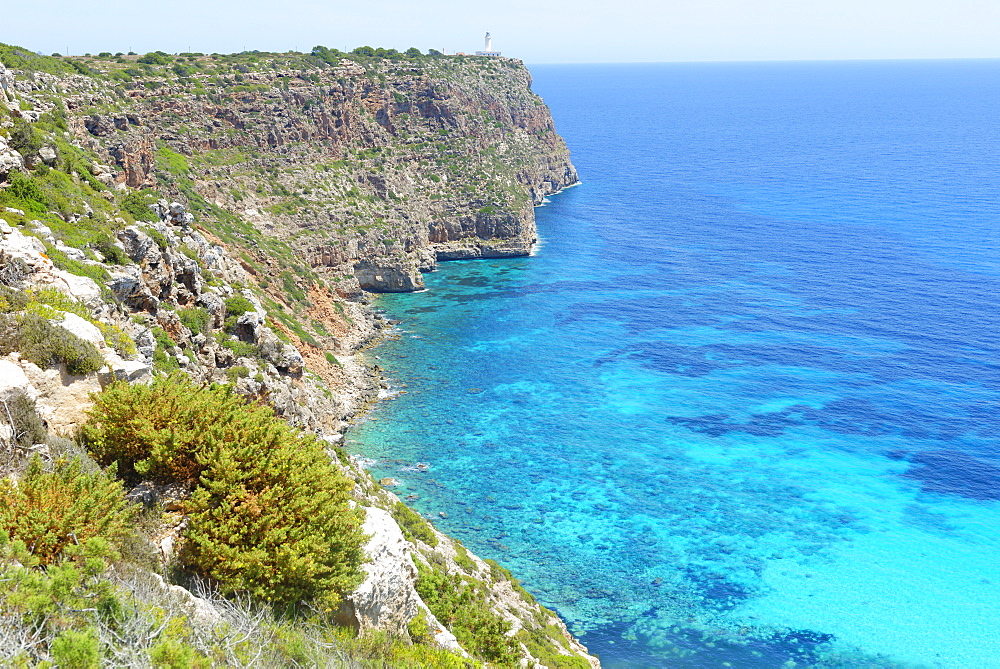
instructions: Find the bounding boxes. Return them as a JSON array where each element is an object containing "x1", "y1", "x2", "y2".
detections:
[{"x1": 3, "y1": 0, "x2": 1000, "y2": 63}]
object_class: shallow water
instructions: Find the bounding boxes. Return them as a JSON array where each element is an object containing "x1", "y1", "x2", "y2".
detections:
[{"x1": 349, "y1": 61, "x2": 1000, "y2": 667}]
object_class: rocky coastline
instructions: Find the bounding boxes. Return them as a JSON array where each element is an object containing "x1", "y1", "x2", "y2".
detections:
[{"x1": 0, "y1": 45, "x2": 594, "y2": 666}]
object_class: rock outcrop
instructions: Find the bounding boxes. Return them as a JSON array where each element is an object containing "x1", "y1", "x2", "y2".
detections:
[{"x1": 0, "y1": 47, "x2": 596, "y2": 667}]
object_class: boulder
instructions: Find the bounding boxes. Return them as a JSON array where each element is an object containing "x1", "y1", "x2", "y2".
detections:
[
  {"x1": 54, "y1": 312, "x2": 105, "y2": 349},
  {"x1": 38, "y1": 145, "x2": 57, "y2": 166},
  {"x1": 109, "y1": 269, "x2": 160, "y2": 312},
  {"x1": 118, "y1": 226, "x2": 162, "y2": 264},
  {"x1": 0, "y1": 137, "x2": 24, "y2": 179},
  {"x1": 354, "y1": 258, "x2": 425, "y2": 293},
  {"x1": 0, "y1": 359, "x2": 36, "y2": 402},
  {"x1": 19, "y1": 360, "x2": 101, "y2": 435},
  {"x1": 27, "y1": 221, "x2": 56, "y2": 245}
]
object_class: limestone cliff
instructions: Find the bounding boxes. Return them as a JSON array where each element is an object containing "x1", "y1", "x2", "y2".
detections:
[
  {"x1": 53, "y1": 49, "x2": 577, "y2": 291},
  {"x1": 0, "y1": 46, "x2": 596, "y2": 667}
]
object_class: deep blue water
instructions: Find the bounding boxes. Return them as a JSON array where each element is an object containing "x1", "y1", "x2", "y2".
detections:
[{"x1": 350, "y1": 61, "x2": 1000, "y2": 667}]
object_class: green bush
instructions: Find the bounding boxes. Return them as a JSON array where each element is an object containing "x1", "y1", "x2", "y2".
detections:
[
  {"x1": 150, "y1": 326, "x2": 179, "y2": 373},
  {"x1": 225, "y1": 365, "x2": 250, "y2": 383},
  {"x1": 81, "y1": 376, "x2": 366, "y2": 608},
  {"x1": 51, "y1": 629, "x2": 101, "y2": 669},
  {"x1": 118, "y1": 190, "x2": 158, "y2": 222},
  {"x1": 0, "y1": 312, "x2": 105, "y2": 375},
  {"x1": 223, "y1": 338, "x2": 258, "y2": 359},
  {"x1": 0, "y1": 457, "x2": 136, "y2": 565},
  {"x1": 415, "y1": 559, "x2": 518, "y2": 664},
  {"x1": 391, "y1": 501, "x2": 438, "y2": 547},
  {"x1": 178, "y1": 306, "x2": 211, "y2": 335},
  {"x1": 224, "y1": 294, "x2": 255, "y2": 318},
  {"x1": 92, "y1": 234, "x2": 128, "y2": 265}
]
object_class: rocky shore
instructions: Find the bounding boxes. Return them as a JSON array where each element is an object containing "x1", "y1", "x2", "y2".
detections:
[{"x1": 0, "y1": 46, "x2": 594, "y2": 666}]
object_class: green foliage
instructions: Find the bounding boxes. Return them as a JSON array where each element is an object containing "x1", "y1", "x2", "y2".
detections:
[
  {"x1": 138, "y1": 51, "x2": 172, "y2": 65},
  {"x1": 118, "y1": 189, "x2": 158, "y2": 222},
  {"x1": 95, "y1": 320, "x2": 137, "y2": 357},
  {"x1": 8, "y1": 117, "x2": 43, "y2": 155},
  {"x1": 81, "y1": 376, "x2": 366, "y2": 608},
  {"x1": 415, "y1": 559, "x2": 519, "y2": 665},
  {"x1": 150, "y1": 326, "x2": 180, "y2": 373},
  {"x1": 0, "y1": 171, "x2": 45, "y2": 213},
  {"x1": 0, "y1": 534, "x2": 121, "y2": 619},
  {"x1": 452, "y1": 539, "x2": 476, "y2": 573},
  {"x1": 51, "y1": 629, "x2": 101, "y2": 669},
  {"x1": 332, "y1": 626, "x2": 475, "y2": 668},
  {"x1": 0, "y1": 43, "x2": 80, "y2": 75},
  {"x1": 156, "y1": 146, "x2": 191, "y2": 175},
  {"x1": 224, "y1": 294, "x2": 255, "y2": 319},
  {"x1": 225, "y1": 365, "x2": 250, "y2": 383},
  {"x1": 485, "y1": 558, "x2": 537, "y2": 604},
  {"x1": 92, "y1": 233, "x2": 128, "y2": 264},
  {"x1": 0, "y1": 312, "x2": 105, "y2": 375},
  {"x1": 391, "y1": 501, "x2": 438, "y2": 547},
  {"x1": 516, "y1": 626, "x2": 590, "y2": 669},
  {"x1": 178, "y1": 306, "x2": 211, "y2": 335},
  {"x1": 223, "y1": 337, "x2": 258, "y2": 359},
  {"x1": 0, "y1": 457, "x2": 136, "y2": 565}
]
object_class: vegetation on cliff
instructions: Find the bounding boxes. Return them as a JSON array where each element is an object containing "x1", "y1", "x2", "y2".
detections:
[
  {"x1": 82, "y1": 376, "x2": 366, "y2": 608},
  {"x1": 0, "y1": 41, "x2": 595, "y2": 667}
]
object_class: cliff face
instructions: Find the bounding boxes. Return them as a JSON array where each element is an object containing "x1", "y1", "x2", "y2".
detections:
[
  {"x1": 0, "y1": 48, "x2": 595, "y2": 667},
  {"x1": 60, "y1": 52, "x2": 576, "y2": 291}
]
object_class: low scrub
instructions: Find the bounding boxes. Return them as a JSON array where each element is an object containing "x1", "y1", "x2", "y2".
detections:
[
  {"x1": 0, "y1": 312, "x2": 104, "y2": 375},
  {"x1": 415, "y1": 558, "x2": 518, "y2": 665},
  {"x1": 81, "y1": 376, "x2": 366, "y2": 608},
  {"x1": 391, "y1": 501, "x2": 439, "y2": 547},
  {"x1": 0, "y1": 457, "x2": 136, "y2": 565}
]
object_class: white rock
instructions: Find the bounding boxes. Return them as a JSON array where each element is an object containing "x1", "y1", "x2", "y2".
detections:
[
  {"x1": 27, "y1": 220, "x2": 55, "y2": 244},
  {"x1": 51, "y1": 269, "x2": 102, "y2": 306},
  {"x1": 54, "y1": 312, "x2": 106, "y2": 348},
  {"x1": 54, "y1": 242, "x2": 86, "y2": 261},
  {"x1": 0, "y1": 359, "x2": 36, "y2": 401},
  {"x1": 341, "y1": 506, "x2": 421, "y2": 635},
  {"x1": 19, "y1": 360, "x2": 101, "y2": 435},
  {"x1": 38, "y1": 145, "x2": 57, "y2": 165}
]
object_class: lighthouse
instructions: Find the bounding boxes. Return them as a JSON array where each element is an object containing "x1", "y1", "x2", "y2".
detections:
[{"x1": 476, "y1": 32, "x2": 502, "y2": 57}]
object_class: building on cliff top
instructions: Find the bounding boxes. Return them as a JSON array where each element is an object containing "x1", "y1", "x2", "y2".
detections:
[{"x1": 475, "y1": 32, "x2": 502, "y2": 57}]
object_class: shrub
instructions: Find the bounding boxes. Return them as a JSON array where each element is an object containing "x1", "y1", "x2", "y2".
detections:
[
  {"x1": 0, "y1": 457, "x2": 136, "y2": 565},
  {"x1": 391, "y1": 501, "x2": 438, "y2": 547},
  {"x1": 225, "y1": 365, "x2": 250, "y2": 383},
  {"x1": 92, "y1": 235, "x2": 128, "y2": 265},
  {"x1": 81, "y1": 376, "x2": 365, "y2": 608},
  {"x1": 178, "y1": 306, "x2": 211, "y2": 335},
  {"x1": 224, "y1": 294, "x2": 255, "y2": 318},
  {"x1": 0, "y1": 390, "x2": 46, "y2": 448},
  {"x1": 118, "y1": 190, "x2": 159, "y2": 222},
  {"x1": 415, "y1": 559, "x2": 518, "y2": 664},
  {"x1": 223, "y1": 338, "x2": 258, "y2": 359},
  {"x1": 50, "y1": 629, "x2": 101, "y2": 669},
  {"x1": 0, "y1": 312, "x2": 104, "y2": 375}
]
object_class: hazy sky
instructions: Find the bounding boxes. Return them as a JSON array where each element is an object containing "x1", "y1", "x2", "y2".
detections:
[{"x1": 4, "y1": 0, "x2": 999, "y2": 63}]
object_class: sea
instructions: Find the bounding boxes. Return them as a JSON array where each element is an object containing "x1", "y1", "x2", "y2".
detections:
[{"x1": 349, "y1": 60, "x2": 1000, "y2": 667}]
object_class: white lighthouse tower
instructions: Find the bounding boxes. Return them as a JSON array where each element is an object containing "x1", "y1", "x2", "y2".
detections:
[{"x1": 476, "y1": 32, "x2": 502, "y2": 57}]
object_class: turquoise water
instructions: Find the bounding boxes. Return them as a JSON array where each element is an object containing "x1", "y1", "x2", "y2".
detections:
[{"x1": 349, "y1": 61, "x2": 1000, "y2": 667}]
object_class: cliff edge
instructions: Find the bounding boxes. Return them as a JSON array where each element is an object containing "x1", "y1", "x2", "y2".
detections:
[{"x1": 0, "y1": 45, "x2": 595, "y2": 667}]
